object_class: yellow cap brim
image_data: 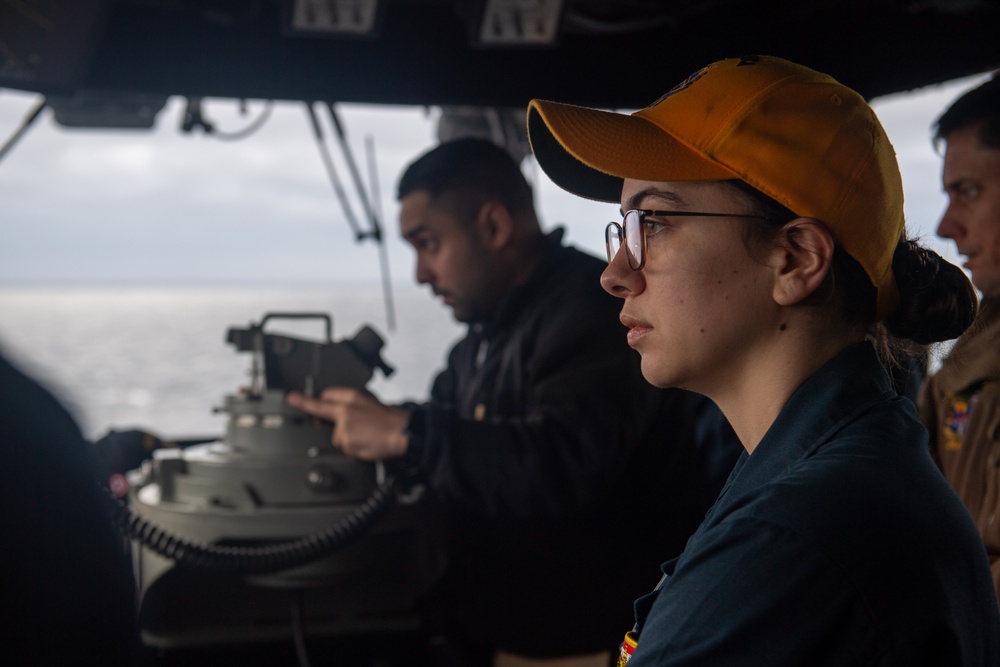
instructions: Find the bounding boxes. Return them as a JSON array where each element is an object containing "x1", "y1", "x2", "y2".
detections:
[{"x1": 527, "y1": 99, "x2": 737, "y2": 204}]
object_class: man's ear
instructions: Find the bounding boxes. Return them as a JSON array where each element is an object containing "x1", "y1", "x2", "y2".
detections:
[
  {"x1": 770, "y1": 218, "x2": 834, "y2": 306},
  {"x1": 475, "y1": 202, "x2": 515, "y2": 251}
]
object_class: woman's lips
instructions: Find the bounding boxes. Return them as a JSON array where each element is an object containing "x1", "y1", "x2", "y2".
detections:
[{"x1": 621, "y1": 315, "x2": 652, "y2": 347}]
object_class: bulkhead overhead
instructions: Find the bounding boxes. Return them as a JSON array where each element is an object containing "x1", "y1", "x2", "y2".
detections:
[{"x1": 1, "y1": 0, "x2": 998, "y2": 109}]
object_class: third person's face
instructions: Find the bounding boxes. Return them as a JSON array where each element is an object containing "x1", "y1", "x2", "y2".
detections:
[{"x1": 939, "y1": 121, "x2": 1000, "y2": 299}]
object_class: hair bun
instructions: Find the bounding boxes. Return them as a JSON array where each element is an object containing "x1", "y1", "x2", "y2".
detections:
[{"x1": 885, "y1": 240, "x2": 979, "y2": 344}]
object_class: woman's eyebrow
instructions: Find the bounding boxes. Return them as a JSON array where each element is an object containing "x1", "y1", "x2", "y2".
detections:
[{"x1": 623, "y1": 187, "x2": 686, "y2": 212}]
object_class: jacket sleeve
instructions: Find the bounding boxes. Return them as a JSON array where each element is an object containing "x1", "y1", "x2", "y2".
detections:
[{"x1": 405, "y1": 282, "x2": 695, "y2": 522}]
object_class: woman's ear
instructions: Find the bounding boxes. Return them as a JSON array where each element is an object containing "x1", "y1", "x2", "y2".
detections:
[
  {"x1": 770, "y1": 218, "x2": 834, "y2": 306},
  {"x1": 475, "y1": 201, "x2": 515, "y2": 251}
]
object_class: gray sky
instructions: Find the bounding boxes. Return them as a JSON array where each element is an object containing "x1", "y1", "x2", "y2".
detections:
[{"x1": 0, "y1": 71, "x2": 992, "y2": 288}]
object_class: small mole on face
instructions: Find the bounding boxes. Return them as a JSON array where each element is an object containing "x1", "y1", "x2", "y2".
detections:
[{"x1": 779, "y1": 323, "x2": 787, "y2": 331}]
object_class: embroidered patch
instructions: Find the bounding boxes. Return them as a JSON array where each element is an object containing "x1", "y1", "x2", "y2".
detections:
[
  {"x1": 649, "y1": 66, "x2": 709, "y2": 107},
  {"x1": 649, "y1": 55, "x2": 760, "y2": 107},
  {"x1": 617, "y1": 631, "x2": 638, "y2": 666},
  {"x1": 942, "y1": 390, "x2": 980, "y2": 452}
]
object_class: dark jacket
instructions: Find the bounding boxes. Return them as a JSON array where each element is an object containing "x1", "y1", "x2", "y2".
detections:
[
  {"x1": 628, "y1": 343, "x2": 1000, "y2": 666},
  {"x1": 0, "y1": 352, "x2": 141, "y2": 665},
  {"x1": 405, "y1": 230, "x2": 737, "y2": 658}
]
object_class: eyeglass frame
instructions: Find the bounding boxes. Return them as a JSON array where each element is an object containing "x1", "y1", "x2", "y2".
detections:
[{"x1": 605, "y1": 209, "x2": 780, "y2": 271}]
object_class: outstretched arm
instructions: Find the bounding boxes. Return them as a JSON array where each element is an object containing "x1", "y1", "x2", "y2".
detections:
[{"x1": 286, "y1": 387, "x2": 410, "y2": 460}]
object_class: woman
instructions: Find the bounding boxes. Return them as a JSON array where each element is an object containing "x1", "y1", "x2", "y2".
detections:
[{"x1": 527, "y1": 56, "x2": 1000, "y2": 665}]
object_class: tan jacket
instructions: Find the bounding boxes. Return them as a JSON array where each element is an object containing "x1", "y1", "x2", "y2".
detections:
[{"x1": 920, "y1": 298, "x2": 1000, "y2": 601}]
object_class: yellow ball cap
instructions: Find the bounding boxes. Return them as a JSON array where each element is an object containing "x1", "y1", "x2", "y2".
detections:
[{"x1": 528, "y1": 55, "x2": 904, "y2": 318}]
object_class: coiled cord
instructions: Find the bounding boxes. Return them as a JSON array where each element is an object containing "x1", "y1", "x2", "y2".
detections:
[{"x1": 102, "y1": 477, "x2": 397, "y2": 574}]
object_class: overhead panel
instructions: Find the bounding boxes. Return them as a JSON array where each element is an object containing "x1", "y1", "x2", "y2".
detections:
[
  {"x1": 283, "y1": 0, "x2": 384, "y2": 37},
  {"x1": 476, "y1": 0, "x2": 564, "y2": 46}
]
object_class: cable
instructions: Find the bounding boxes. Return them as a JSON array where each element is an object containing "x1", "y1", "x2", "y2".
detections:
[
  {"x1": 327, "y1": 103, "x2": 380, "y2": 239},
  {"x1": 291, "y1": 593, "x2": 313, "y2": 667},
  {"x1": 305, "y1": 102, "x2": 363, "y2": 238},
  {"x1": 182, "y1": 97, "x2": 275, "y2": 141},
  {"x1": 212, "y1": 100, "x2": 274, "y2": 141},
  {"x1": 308, "y1": 104, "x2": 397, "y2": 331},
  {"x1": 562, "y1": 4, "x2": 678, "y2": 35},
  {"x1": 366, "y1": 134, "x2": 396, "y2": 333},
  {"x1": 0, "y1": 96, "x2": 46, "y2": 164},
  {"x1": 103, "y1": 476, "x2": 398, "y2": 574}
]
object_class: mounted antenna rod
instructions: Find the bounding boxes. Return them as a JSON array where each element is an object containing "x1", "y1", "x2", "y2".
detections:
[
  {"x1": 0, "y1": 97, "x2": 46, "y2": 164},
  {"x1": 304, "y1": 102, "x2": 363, "y2": 238},
  {"x1": 366, "y1": 133, "x2": 396, "y2": 332},
  {"x1": 326, "y1": 103, "x2": 382, "y2": 242}
]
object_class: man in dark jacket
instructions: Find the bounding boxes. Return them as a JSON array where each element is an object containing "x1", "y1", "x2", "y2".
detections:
[{"x1": 288, "y1": 138, "x2": 738, "y2": 666}]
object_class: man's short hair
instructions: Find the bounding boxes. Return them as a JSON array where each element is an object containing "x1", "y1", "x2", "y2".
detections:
[
  {"x1": 397, "y1": 137, "x2": 535, "y2": 225},
  {"x1": 934, "y1": 74, "x2": 1000, "y2": 149}
]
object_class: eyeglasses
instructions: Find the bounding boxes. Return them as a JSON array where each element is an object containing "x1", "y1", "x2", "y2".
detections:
[{"x1": 605, "y1": 209, "x2": 777, "y2": 270}]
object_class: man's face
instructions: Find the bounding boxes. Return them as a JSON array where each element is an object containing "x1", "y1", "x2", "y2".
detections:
[
  {"x1": 398, "y1": 190, "x2": 497, "y2": 323},
  {"x1": 939, "y1": 122, "x2": 1000, "y2": 299}
]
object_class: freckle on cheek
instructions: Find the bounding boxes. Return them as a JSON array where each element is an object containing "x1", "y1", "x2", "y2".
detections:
[
  {"x1": 779, "y1": 323, "x2": 787, "y2": 331},
  {"x1": 700, "y1": 328, "x2": 706, "y2": 333}
]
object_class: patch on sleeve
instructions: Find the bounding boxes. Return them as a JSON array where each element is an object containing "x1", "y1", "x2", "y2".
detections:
[{"x1": 942, "y1": 390, "x2": 980, "y2": 452}]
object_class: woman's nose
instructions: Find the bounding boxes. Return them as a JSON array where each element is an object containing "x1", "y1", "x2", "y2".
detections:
[{"x1": 601, "y1": 248, "x2": 642, "y2": 298}]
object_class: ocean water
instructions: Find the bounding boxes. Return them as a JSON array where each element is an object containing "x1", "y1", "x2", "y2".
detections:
[{"x1": 0, "y1": 283, "x2": 464, "y2": 440}]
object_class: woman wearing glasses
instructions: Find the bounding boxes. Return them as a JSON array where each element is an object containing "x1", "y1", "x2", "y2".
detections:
[{"x1": 527, "y1": 56, "x2": 1000, "y2": 665}]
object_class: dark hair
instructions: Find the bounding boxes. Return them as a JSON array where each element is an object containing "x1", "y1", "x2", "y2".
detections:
[
  {"x1": 727, "y1": 180, "x2": 979, "y2": 352},
  {"x1": 934, "y1": 74, "x2": 1000, "y2": 148},
  {"x1": 886, "y1": 241, "x2": 980, "y2": 344},
  {"x1": 396, "y1": 137, "x2": 535, "y2": 225}
]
